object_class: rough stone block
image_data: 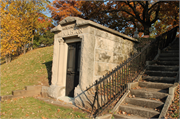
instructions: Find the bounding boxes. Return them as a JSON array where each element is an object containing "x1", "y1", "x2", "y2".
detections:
[
  {"x1": 95, "y1": 49, "x2": 113, "y2": 63},
  {"x1": 74, "y1": 86, "x2": 94, "y2": 109},
  {"x1": 41, "y1": 86, "x2": 49, "y2": 97},
  {"x1": 47, "y1": 85, "x2": 65, "y2": 98},
  {"x1": 95, "y1": 62, "x2": 109, "y2": 76},
  {"x1": 113, "y1": 53, "x2": 123, "y2": 63},
  {"x1": 128, "y1": 82, "x2": 139, "y2": 90}
]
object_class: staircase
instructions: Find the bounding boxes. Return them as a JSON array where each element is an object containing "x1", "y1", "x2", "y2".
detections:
[{"x1": 113, "y1": 38, "x2": 179, "y2": 118}]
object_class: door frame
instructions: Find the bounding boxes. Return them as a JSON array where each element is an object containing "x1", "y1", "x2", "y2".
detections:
[{"x1": 64, "y1": 37, "x2": 82, "y2": 97}]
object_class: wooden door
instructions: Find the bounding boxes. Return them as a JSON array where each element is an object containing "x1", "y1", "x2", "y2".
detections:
[{"x1": 66, "y1": 42, "x2": 81, "y2": 97}]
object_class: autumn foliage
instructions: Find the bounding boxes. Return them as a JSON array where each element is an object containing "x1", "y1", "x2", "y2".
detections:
[
  {"x1": 47, "y1": 0, "x2": 81, "y2": 25},
  {"x1": 0, "y1": 0, "x2": 53, "y2": 63},
  {"x1": 48, "y1": 1, "x2": 179, "y2": 37}
]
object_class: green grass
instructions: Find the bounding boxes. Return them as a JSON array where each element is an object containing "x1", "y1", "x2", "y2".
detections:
[
  {"x1": 1, "y1": 46, "x2": 53, "y2": 95},
  {"x1": 1, "y1": 46, "x2": 88, "y2": 118},
  {"x1": 1, "y1": 97, "x2": 87, "y2": 118}
]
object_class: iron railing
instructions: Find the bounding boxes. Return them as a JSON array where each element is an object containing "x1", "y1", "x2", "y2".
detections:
[{"x1": 86, "y1": 26, "x2": 178, "y2": 117}]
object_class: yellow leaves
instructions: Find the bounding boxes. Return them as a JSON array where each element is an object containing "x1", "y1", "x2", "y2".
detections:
[{"x1": 1, "y1": 0, "x2": 50, "y2": 58}]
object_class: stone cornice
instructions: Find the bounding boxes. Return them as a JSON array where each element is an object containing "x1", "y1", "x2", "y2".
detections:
[
  {"x1": 53, "y1": 17, "x2": 139, "y2": 43},
  {"x1": 51, "y1": 24, "x2": 62, "y2": 33}
]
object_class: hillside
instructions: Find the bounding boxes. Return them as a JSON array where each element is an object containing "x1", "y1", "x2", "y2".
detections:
[{"x1": 1, "y1": 46, "x2": 53, "y2": 95}]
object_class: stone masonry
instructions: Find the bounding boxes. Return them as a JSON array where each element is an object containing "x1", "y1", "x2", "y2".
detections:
[{"x1": 48, "y1": 17, "x2": 139, "y2": 98}]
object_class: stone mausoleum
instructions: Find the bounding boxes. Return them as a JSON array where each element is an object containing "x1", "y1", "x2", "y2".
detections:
[{"x1": 48, "y1": 17, "x2": 138, "y2": 99}]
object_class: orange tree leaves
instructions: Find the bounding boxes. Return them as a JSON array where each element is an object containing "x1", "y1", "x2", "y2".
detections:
[
  {"x1": 47, "y1": 0, "x2": 81, "y2": 25},
  {"x1": 47, "y1": 1, "x2": 179, "y2": 37}
]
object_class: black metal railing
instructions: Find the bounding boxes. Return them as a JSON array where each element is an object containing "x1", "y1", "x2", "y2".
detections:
[{"x1": 86, "y1": 26, "x2": 178, "y2": 117}]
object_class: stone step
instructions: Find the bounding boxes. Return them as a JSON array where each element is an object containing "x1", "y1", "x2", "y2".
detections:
[
  {"x1": 158, "y1": 57, "x2": 179, "y2": 61},
  {"x1": 139, "y1": 81, "x2": 173, "y2": 89},
  {"x1": 119, "y1": 104, "x2": 160, "y2": 118},
  {"x1": 142, "y1": 76, "x2": 175, "y2": 83},
  {"x1": 130, "y1": 89, "x2": 168, "y2": 99},
  {"x1": 124, "y1": 97, "x2": 164, "y2": 109},
  {"x1": 113, "y1": 113, "x2": 145, "y2": 119},
  {"x1": 156, "y1": 61, "x2": 179, "y2": 66},
  {"x1": 159, "y1": 53, "x2": 179, "y2": 57},
  {"x1": 146, "y1": 65, "x2": 179, "y2": 71},
  {"x1": 145, "y1": 71, "x2": 178, "y2": 77},
  {"x1": 132, "y1": 87, "x2": 168, "y2": 93}
]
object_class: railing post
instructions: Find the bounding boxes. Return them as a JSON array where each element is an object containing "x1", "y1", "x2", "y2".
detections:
[
  {"x1": 96, "y1": 80, "x2": 99, "y2": 111},
  {"x1": 91, "y1": 80, "x2": 99, "y2": 118}
]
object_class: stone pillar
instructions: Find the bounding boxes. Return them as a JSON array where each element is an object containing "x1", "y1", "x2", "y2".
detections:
[
  {"x1": 51, "y1": 36, "x2": 60, "y2": 85},
  {"x1": 48, "y1": 38, "x2": 68, "y2": 98},
  {"x1": 57, "y1": 38, "x2": 68, "y2": 87}
]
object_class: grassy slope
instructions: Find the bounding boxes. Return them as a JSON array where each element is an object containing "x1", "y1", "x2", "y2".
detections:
[
  {"x1": 1, "y1": 46, "x2": 88, "y2": 118},
  {"x1": 1, "y1": 46, "x2": 53, "y2": 95}
]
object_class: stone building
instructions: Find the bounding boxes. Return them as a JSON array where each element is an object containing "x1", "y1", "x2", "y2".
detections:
[{"x1": 48, "y1": 17, "x2": 138, "y2": 99}]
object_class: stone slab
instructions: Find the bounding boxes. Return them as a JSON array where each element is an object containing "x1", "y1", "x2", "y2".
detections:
[{"x1": 12, "y1": 90, "x2": 40, "y2": 96}]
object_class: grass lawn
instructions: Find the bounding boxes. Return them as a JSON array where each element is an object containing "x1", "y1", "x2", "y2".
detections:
[
  {"x1": 1, "y1": 46, "x2": 53, "y2": 95},
  {"x1": 1, "y1": 46, "x2": 88, "y2": 118},
  {"x1": 1, "y1": 97, "x2": 87, "y2": 118}
]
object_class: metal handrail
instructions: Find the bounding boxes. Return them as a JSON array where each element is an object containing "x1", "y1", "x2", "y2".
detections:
[{"x1": 86, "y1": 26, "x2": 178, "y2": 117}]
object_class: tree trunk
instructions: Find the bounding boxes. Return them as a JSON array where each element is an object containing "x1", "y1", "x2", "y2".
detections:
[
  {"x1": 24, "y1": 44, "x2": 26, "y2": 54},
  {"x1": 30, "y1": 36, "x2": 34, "y2": 50},
  {"x1": 8, "y1": 54, "x2": 11, "y2": 63},
  {"x1": 5, "y1": 54, "x2": 11, "y2": 63},
  {"x1": 5, "y1": 55, "x2": 8, "y2": 64},
  {"x1": 144, "y1": 25, "x2": 150, "y2": 35}
]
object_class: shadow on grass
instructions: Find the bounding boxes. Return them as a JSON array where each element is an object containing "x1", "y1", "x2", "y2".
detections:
[{"x1": 43, "y1": 61, "x2": 52, "y2": 85}]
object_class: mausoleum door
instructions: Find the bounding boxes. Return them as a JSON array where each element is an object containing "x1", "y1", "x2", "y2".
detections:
[{"x1": 66, "y1": 42, "x2": 81, "y2": 97}]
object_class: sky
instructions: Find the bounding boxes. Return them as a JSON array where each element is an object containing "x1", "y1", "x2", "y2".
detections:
[{"x1": 42, "y1": 0, "x2": 54, "y2": 18}]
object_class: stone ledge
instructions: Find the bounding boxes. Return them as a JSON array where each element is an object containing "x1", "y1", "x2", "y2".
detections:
[
  {"x1": 158, "y1": 95, "x2": 173, "y2": 119},
  {"x1": 12, "y1": 89, "x2": 41, "y2": 96},
  {"x1": 111, "y1": 90, "x2": 130, "y2": 113}
]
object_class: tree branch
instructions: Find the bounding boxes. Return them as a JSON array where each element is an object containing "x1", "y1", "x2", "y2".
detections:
[
  {"x1": 125, "y1": 1, "x2": 143, "y2": 23},
  {"x1": 137, "y1": 1, "x2": 145, "y2": 8},
  {"x1": 148, "y1": 1, "x2": 165, "y2": 11},
  {"x1": 150, "y1": 4, "x2": 160, "y2": 24}
]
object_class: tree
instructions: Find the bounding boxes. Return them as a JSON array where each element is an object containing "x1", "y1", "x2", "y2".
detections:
[
  {"x1": 48, "y1": 1, "x2": 179, "y2": 37},
  {"x1": 152, "y1": 1, "x2": 179, "y2": 37},
  {"x1": 33, "y1": 17, "x2": 54, "y2": 48},
  {"x1": 0, "y1": 0, "x2": 52, "y2": 63},
  {"x1": 47, "y1": 0, "x2": 81, "y2": 25},
  {"x1": 79, "y1": 1, "x2": 178, "y2": 36},
  {"x1": 1, "y1": 0, "x2": 32, "y2": 62}
]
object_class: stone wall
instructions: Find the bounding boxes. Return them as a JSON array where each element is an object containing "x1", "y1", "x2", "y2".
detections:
[{"x1": 87, "y1": 26, "x2": 136, "y2": 82}]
